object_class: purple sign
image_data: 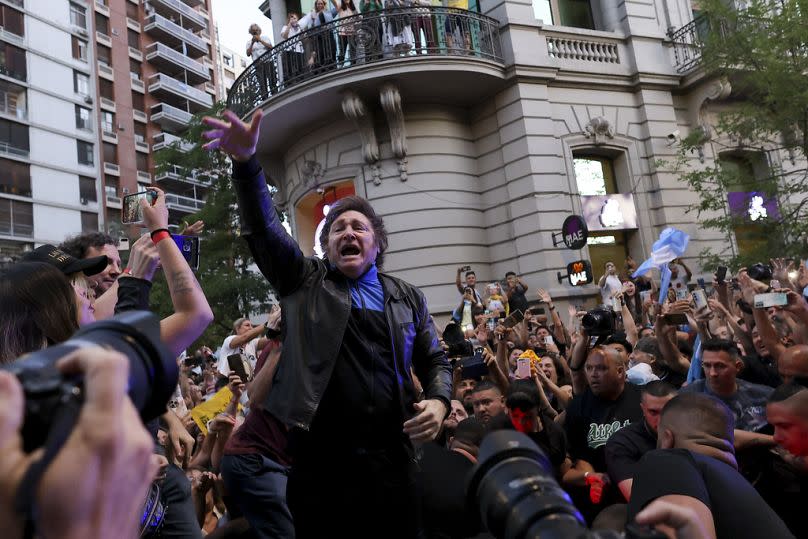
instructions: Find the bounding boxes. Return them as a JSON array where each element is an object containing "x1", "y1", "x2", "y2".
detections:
[
  {"x1": 561, "y1": 215, "x2": 588, "y2": 250},
  {"x1": 727, "y1": 192, "x2": 780, "y2": 222}
]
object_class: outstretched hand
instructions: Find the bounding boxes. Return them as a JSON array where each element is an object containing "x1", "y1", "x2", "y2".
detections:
[{"x1": 202, "y1": 109, "x2": 264, "y2": 162}]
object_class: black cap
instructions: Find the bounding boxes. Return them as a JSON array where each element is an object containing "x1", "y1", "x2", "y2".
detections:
[
  {"x1": 605, "y1": 332, "x2": 634, "y2": 355},
  {"x1": 22, "y1": 244, "x2": 108, "y2": 276}
]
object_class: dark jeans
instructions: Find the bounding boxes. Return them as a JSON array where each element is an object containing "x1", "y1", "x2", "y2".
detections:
[
  {"x1": 160, "y1": 464, "x2": 203, "y2": 539},
  {"x1": 287, "y1": 444, "x2": 422, "y2": 539},
  {"x1": 338, "y1": 34, "x2": 354, "y2": 65},
  {"x1": 220, "y1": 453, "x2": 294, "y2": 539},
  {"x1": 412, "y1": 15, "x2": 435, "y2": 50},
  {"x1": 283, "y1": 51, "x2": 305, "y2": 85}
]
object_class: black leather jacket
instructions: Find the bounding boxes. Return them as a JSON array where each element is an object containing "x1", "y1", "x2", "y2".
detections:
[{"x1": 232, "y1": 157, "x2": 452, "y2": 430}]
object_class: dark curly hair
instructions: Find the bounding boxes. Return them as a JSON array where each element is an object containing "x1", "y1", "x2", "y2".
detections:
[
  {"x1": 59, "y1": 232, "x2": 118, "y2": 259},
  {"x1": 318, "y1": 195, "x2": 388, "y2": 269}
]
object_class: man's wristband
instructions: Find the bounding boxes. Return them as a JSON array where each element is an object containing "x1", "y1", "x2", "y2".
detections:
[{"x1": 150, "y1": 229, "x2": 170, "y2": 245}]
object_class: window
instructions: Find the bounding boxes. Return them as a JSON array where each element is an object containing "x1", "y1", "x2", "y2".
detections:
[
  {"x1": 0, "y1": 6, "x2": 24, "y2": 37},
  {"x1": 129, "y1": 59, "x2": 141, "y2": 80},
  {"x1": 0, "y1": 158, "x2": 29, "y2": 197},
  {"x1": 0, "y1": 199, "x2": 33, "y2": 237},
  {"x1": 136, "y1": 152, "x2": 148, "y2": 172},
  {"x1": 720, "y1": 152, "x2": 774, "y2": 256},
  {"x1": 97, "y1": 44, "x2": 111, "y2": 67},
  {"x1": 99, "y1": 79, "x2": 114, "y2": 100},
  {"x1": 223, "y1": 54, "x2": 234, "y2": 68},
  {"x1": 102, "y1": 142, "x2": 116, "y2": 164},
  {"x1": 0, "y1": 80, "x2": 26, "y2": 120},
  {"x1": 128, "y1": 28, "x2": 139, "y2": 49},
  {"x1": 95, "y1": 13, "x2": 109, "y2": 36},
  {"x1": 131, "y1": 91, "x2": 144, "y2": 112},
  {"x1": 75, "y1": 105, "x2": 92, "y2": 131},
  {"x1": 73, "y1": 71, "x2": 90, "y2": 96},
  {"x1": 0, "y1": 118, "x2": 28, "y2": 155},
  {"x1": 101, "y1": 111, "x2": 114, "y2": 135},
  {"x1": 72, "y1": 36, "x2": 88, "y2": 62},
  {"x1": 573, "y1": 156, "x2": 617, "y2": 195},
  {"x1": 133, "y1": 122, "x2": 146, "y2": 143},
  {"x1": 81, "y1": 211, "x2": 98, "y2": 233},
  {"x1": 533, "y1": 0, "x2": 595, "y2": 29},
  {"x1": 126, "y1": 1, "x2": 139, "y2": 20},
  {"x1": 79, "y1": 175, "x2": 97, "y2": 203},
  {"x1": 0, "y1": 43, "x2": 26, "y2": 82},
  {"x1": 104, "y1": 175, "x2": 119, "y2": 197},
  {"x1": 69, "y1": 2, "x2": 87, "y2": 29},
  {"x1": 77, "y1": 140, "x2": 94, "y2": 166}
]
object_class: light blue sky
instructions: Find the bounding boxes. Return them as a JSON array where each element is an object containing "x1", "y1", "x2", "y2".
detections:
[{"x1": 211, "y1": 0, "x2": 272, "y2": 57}]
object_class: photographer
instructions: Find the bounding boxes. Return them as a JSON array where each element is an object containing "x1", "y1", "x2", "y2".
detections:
[{"x1": 0, "y1": 347, "x2": 156, "y2": 539}]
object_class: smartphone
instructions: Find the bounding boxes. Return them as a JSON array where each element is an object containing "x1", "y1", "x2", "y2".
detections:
[
  {"x1": 530, "y1": 307, "x2": 546, "y2": 315},
  {"x1": 171, "y1": 234, "x2": 200, "y2": 271},
  {"x1": 461, "y1": 347, "x2": 487, "y2": 379},
  {"x1": 227, "y1": 353, "x2": 250, "y2": 382},
  {"x1": 664, "y1": 313, "x2": 688, "y2": 325},
  {"x1": 716, "y1": 266, "x2": 728, "y2": 284},
  {"x1": 502, "y1": 309, "x2": 524, "y2": 329},
  {"x1": 460, "y1": 265, "x2": 471, "y2": 272},
  {"x1": 121, "y1": 190, "x2": 157, "y2": 224},
  {"x1": 612, "y1": 297, "x2": 622, "y2": 311},
  {"x1": 515, "y1": 357, "x2": 531, "y2": 379},
  {"x1": 675, "y1": 288, "x2": 689, "y2": 301},
  {"x1": 639, "y1": 290, "x2": 651, "y2": 303},
  {"x1": 118, "y1": 237, "x2": 130, "y2": 251},
  {"x1": 692, "y1": 289, "x2": 708, "y2": 310},
  {"x1": 544, "y1": 335, "x2": 554, "y2": 346},
  {"x1": 754, "y1": 292, "x2": 788, "y2": 309}
]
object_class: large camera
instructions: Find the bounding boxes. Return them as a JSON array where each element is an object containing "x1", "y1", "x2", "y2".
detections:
[
  {"x1": 747, "y1": 263, "x2": 773, "y2": 281},
  {"x1": 467, "y1": 431, "x2": 665, "y2": 539},
  {"x1": 1, "y1": 310, "x2": 178, "y2": 451},
  {"x1": 581, "y1": 307, "x2": 617, "y2": 337}
]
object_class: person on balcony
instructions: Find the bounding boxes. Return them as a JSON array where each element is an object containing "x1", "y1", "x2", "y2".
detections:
[
  {"x1": 280, "y1": 13, "x2": 306, "y2": 84},
  {"x1": 246, "y1": 24, "x2": 277, "y2": 95},
  {"x1": 358, "y1": 0, "x2": 385, "y2": 62},
  {"x1": 384, "y1": 0, "x2": 415, "y2": 55},
  {"x1": 301, "y1": 0, "x2": 338, "y2": 75},
  {"x1": 330, "y1": 0, "x2": 359, "y2": 66},
  {"x1": 412, "y1": 0, "x2": 436, "y2": 53}
]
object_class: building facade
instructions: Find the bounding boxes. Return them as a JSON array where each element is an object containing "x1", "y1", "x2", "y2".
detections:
[
  {"x1": 227, "y1": 0, "x2": 796, "y2": 316},
  {"x1": 0, "y1": 0, "x2": 220, "y2": 262},
  {"x1": 216, "y1": 40, "x2": 248, "y2": 95}
]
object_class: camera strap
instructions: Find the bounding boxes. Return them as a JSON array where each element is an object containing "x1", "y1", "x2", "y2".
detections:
[{"x1": 15, "y1": 395, "x2": 83, "y2": 539}]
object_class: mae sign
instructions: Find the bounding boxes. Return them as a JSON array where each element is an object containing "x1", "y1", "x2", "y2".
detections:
[
  {"x1": 581, "y1": 194, "x2": 638, "y2": 231},
  {"x1": 567, "y1": 260, "x2": 593, "y2": 286},
  {"x1": 561, "y1": 215, "x2": 588, "y2": 250}
]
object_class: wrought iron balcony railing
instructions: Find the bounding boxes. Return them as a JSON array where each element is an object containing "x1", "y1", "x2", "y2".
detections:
[{"x1": 226, "y1": 7, "x2": 503, "y2": 118}]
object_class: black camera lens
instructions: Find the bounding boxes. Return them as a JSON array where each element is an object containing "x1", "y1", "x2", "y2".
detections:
[
  {"x1": 747, "y1": 263, "x2": 773, "y2": 281},
  {"x1": 2, "y1": 311, "x2": 177, "y2": 452},
  {"x1": 467, "y1": 431, "x2": 587, "y2": 539},
  {"x1": 581, "y1": 308, "x2": 616, "y2": 336}
]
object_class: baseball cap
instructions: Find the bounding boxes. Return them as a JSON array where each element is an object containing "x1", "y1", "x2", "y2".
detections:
[{"x1": 22, "y1": 244, "x2": 108, "y2": 276}]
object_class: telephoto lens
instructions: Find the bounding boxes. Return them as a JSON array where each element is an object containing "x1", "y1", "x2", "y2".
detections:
[
  {"x1": 581, "y1": 308, "x2": 617, "y2": 337},
  {"x1": 2, "y1": 310, "x2": 177, "y2": 452},
  {"x1": 467, "y1": 431, "x2": 667, "y2": 539}
]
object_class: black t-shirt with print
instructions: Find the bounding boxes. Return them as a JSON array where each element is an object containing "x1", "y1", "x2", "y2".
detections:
[{"x1": 563, "y1": 383, "x2": 643, "y2": 471}]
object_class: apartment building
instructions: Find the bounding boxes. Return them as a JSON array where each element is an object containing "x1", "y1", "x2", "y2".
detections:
[
  {"x1": 92, "y1": 0, "x2": 219, "y2": 236},
  {"x1": 217, "y1": 41, "x2": 247, "y2": 95},
  {"x1": 0, "y1": 0, "x2": 105, "y2": 260},
  {"x1": 227, "y1": 0, "x2": 798, "y2": 316}
]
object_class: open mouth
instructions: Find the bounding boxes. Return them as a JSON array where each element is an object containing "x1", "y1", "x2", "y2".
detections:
[{"x1": 340, "y1": 245, "x2": 361, "y2": 257}]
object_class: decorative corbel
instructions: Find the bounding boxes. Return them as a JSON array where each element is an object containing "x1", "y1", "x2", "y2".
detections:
[
  {"x1": 685, "y1": 77, "x2": 732, "y2": 162},
  {"x1": 341, "y1": 90, "x2": 381, "y2": 185},
  {"x1": 379, "y1": 82, "x2": 408, "y2": 181}
]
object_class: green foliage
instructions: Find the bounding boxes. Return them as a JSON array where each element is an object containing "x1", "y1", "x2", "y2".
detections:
[
  {"x1": 671, "y1": 0, "x2": 808, "y2": 270},
  {"x1": 151, "y1": 101, "x2": 276, "y2": 352}
]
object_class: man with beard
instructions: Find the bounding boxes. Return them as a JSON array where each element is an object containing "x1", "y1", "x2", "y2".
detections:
[{"x1": 469, "y1": 381, "x2": 506, "y2": 426}]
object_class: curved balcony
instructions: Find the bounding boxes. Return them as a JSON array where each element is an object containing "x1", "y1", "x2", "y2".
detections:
[{"x1": 226, "y1": 7, "x2": 503, "y2": 119}]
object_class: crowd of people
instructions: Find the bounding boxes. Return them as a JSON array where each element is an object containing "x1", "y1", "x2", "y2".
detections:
[
  {"x1": 246, "y1": 0, "x2": 476, "y2": 91},
  {"x1": 0, "y1": 107, "x2": 806, "y2": 539}
]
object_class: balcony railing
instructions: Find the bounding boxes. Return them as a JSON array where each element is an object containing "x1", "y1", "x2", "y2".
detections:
[
  {"x1": 152, "y1": 131, "x2": 194, "y2": 152},
  {"x1": 668, "y1": 13, "x2": 729, "y2": 73},
  {"x1": 0, "y1": 141, "x2": 28, "y2": 158},
  {"x1": 145, "y1": 42, "x2": 210, "y2": 82},
  {"x1": 155, "y1": 164, "x2": 212, "y2": 187},
  {"x1": 165, "y1": 192, "x2": 205, "y2": 213},
  {"x1": 148, "y1": 72, "x2": 212, "y2": 107},
  {"x1": 151, "y1": 0, "x2": 207, "y2": 30},
  {"x1": 144, "y1": 13, "x2": 206, "y2": 54},
  {"x1": 226, "y1": 7, "x2": 503, "y2": 118},
  {"x1": 151, "y1": 102, "x2": 192, "y2": 131}
]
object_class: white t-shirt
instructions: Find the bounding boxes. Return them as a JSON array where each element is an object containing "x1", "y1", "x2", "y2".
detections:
[
  {"x1": 600, "y1": 274, "x2": 623, "y2": 305},
  {"x1": 247, "y1": 37, "x2": 271, "y2": 61},
  {"x1": 217, "y1": 335, "x2": 259, "y2": 377}
]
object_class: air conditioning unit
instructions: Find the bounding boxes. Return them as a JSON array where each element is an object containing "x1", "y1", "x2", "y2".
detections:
[
  {"x1": 77, "y1": 28, "x2": 88, "y2": 37},
  {"x1": 80, "y1": 196, "x2": 89, "y2": 205},
  {"x1": 84, "y1": 95, "x2": 93, "y2": 104}
]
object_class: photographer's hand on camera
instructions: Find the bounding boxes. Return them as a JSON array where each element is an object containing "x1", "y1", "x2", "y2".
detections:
[{"x1": 0, "y1": 347, "x2": 156, "y2": 539}]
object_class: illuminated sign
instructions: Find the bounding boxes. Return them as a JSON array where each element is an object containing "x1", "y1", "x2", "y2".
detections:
[
  {"x1": 727, "y1": 192, "x2": 780, "y2": 222},
  {"x1": 581, "y1": 194, "x2": 638, "y2": 231},
  {"x1": 561, "y1": 215, "x2": 588, "y2": 250},
  {"x1": 567, "y1": 260, "x2": 593, "y2": 286}
]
